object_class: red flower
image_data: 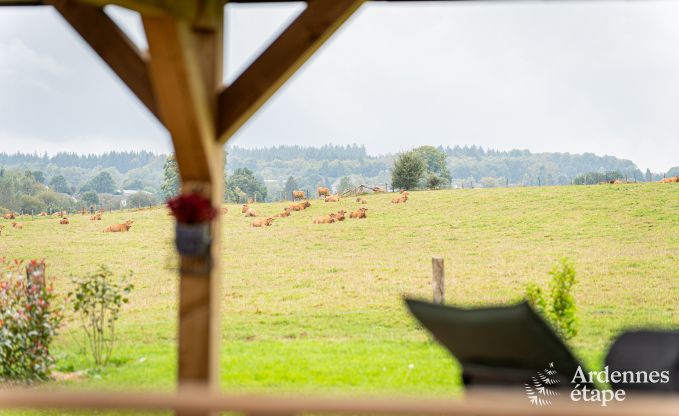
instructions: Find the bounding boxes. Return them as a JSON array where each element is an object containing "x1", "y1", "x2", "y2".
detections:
[{"x1": 167, "y1": 193, "x2": 217, "y2": 224}]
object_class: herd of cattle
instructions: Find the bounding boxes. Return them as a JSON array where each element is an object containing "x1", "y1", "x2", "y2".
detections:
[
  {"x1": 0, "y1": 208, "x2": 135, "y2": 236},
  {"x1": 2, "y1": 176, "x2": 675, "y2": 234},
  {"x1": 240, "y1": 187, "x2": 410, "y2": 228}
]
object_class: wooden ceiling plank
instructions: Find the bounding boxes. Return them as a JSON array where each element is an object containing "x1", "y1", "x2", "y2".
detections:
[
  {"x1": 216, "y1": 0, "x2": 364, "y2": 144},
  {"x1": 49, "y1": 0, "x2": 161, "y2": 122}
]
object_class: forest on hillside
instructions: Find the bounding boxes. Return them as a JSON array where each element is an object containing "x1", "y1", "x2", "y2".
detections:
[{"x1": 0, "y1": 145, "x2": 674, "y2": 212}]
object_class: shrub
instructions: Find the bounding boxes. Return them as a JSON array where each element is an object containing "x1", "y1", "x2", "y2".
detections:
[
  {"x1": 69, "y1": 266, "x2": 133, "y2": 368},
  {"x1": 525, "y1": 258, "x2": 578, "y2": 340},
  {"x1": 0, "y1": 259, "x2": 63, "y2": 382}
]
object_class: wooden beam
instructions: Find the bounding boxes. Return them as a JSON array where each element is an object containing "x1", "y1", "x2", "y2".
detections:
[
  {"x1": 143, "y1": 9, "x2": 224, "y2": 402},
  {"x1": 143, "y1": 15, "x2": 216, "y2": 182},
  {"x1": 68, "y1": 0, "x2": 194, "y2": 18},
  {"x1": 49, "y1": 0, "x2": 160, "y2": 122},
  {"x1": 217, "y1": 0, "x2": 364, "y2": 143}
]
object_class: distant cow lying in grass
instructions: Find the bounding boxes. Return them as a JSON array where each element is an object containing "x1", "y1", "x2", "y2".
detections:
[
  {"x1": 391, "y1": 191, "x2": 409, "y2": 204},
  {"x1": 3, "y1": 212, "x2": 15, "y2": 220},
  {"x1": 356, "y1": 197, "x2": 367, "y2": 204},
  {"x1": 59, "y1": 218, "x2": 69, "y2": 225},
  {"x1": 244, "y1": 208, "x2": 257, "y2": 217},
  {"x1": 290, "y1": 200, "x2": 311, "y2": 211},
  {"x1": 324, "y1": 194, "x2": 340, "y2": 203},
  {"x1": 274, "y1": 208, "x2": 292, "y2": 218},
  {"x1": 350, "y1": 208, "x2": 368, "y2": 219},
  {"x1": 335, "y1": 210, "x2": 347, "y2": 221},
  {"x1": 292, "y1": 190, "x2": 305, "y2": 200},
  {"x1": 104, "y1": 220, "x2": 133, "y2": 232},
  {"x1": 11, "y1": 221, "x2": 23, "y2": 229},
  {"x1": 39, "y1": 212, "x2": 47, "y2": 216},
  {"x1": 241, "y1": 204, "x2": 250, "y2": 213},
  {"x1": 90, "y1": 213, "x2": 102, "y2": 221},
  {"x1": 313, "y1": 213, "x2": 337, "y2": 224},
  {"x1": 251, "y1": 217, "x2": 273, "y2": 227},
  {"x1": 660, "y1": 176, "x2": 679, "y2": 183}
]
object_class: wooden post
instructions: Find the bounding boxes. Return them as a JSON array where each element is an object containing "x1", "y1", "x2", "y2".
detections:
[
  {"x1": 143, "y1": 5, "x2": 224, "y2": 413},
  {"x1": 432, "y1": 258, "x2": 444, "y2": 305}
]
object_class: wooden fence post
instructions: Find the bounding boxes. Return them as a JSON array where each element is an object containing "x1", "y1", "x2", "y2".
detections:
[{"x1": 432, "y1": 258, "x2": 444, "y2": 305}]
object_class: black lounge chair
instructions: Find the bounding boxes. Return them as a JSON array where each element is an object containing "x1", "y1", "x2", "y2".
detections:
[
  {"x1": 405, "y1": 298, "x2": 590, "y2": 388},
  {"x1": 605, "y1": 330, "x2": 679, "y2": 392}
]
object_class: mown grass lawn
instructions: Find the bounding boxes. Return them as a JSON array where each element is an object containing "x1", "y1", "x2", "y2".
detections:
[{"x1": 1, "y1": 183, "x2": 678, "y2": 401}]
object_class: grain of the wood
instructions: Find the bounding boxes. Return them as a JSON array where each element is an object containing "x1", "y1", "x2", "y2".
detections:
[
  {"x1": 217, "y1": 0, "x2": 364, "y2": 143},
  {"x1": 143, "y1": 16, "x2": 216, "y2": 183},
  {"x1": 432, "y1": 257, "x2": 444, "y2": 305},
  {"x1": 143, "y1": 11, "x2": 224, "y2": 407},
  {"x1": 0, "y1": 388, "x2": 678, "y2": 416},
  {"x1": 49, "y1": 0, "x2": 160, "y2": 122}
]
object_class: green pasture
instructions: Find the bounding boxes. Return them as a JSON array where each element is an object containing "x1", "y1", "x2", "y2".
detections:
[{"x1": 1, "y1": 183, "x2": 678, "y2": 399}]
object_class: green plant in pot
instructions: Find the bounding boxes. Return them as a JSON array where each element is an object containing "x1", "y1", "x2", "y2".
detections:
[{"x1": 167, "y1": 192, "x2": 217, "y2": 256}]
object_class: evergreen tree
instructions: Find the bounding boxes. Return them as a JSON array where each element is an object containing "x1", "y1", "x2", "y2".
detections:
[
  {"x1": 283, "y1": 176, "x2": 299, "y2": 200},
  {"x1": 161, "y1": 154, "x2": 180, "y2": 199},
  {"x1": 392, "y1": 151, "x2": 426, "y2": 190}
]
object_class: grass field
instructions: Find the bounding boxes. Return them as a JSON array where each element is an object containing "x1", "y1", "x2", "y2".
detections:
[{"x1": 1, "y1": 183, "x2": 678, "y2": 398}]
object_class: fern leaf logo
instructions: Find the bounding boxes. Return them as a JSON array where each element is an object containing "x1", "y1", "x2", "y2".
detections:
[{"x1": 525, "y1": 362, "x2": 561, "y2": 406}]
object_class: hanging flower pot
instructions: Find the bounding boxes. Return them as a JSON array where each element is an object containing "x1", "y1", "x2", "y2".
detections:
[
  {"x1": 175, "y1": 222, "x2": 211, "y2": 256},
  {"x1": 167, "y1": 192, "x2": 218, "y2": 258}
]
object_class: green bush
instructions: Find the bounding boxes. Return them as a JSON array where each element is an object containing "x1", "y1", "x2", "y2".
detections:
[
  {"x1": 525, "y1": 258, "x2": 578, "y2": 340},
  {"x1": 0, "y1": 259, "x2": 63, "y2": 382},
  {"x1": 69, "y1": 266, "x2": 133, "y2": 368}
]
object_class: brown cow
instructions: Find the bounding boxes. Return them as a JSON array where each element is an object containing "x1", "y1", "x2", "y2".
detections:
[
  {"x1": 3, "y1": 212, "x2": 15, "y2": 220},
  {"x1": 292, "y1": 190, "x2": 305, "y2": 200},
  {"x1": 289, "y1": 200, "x2": 311, "y2": 211},
  {"x1": 391, "y1": 191, "x2": 409, "y2": 204},
  {"x1": 104, "y1": 220, "x2": 133, "y2": 232},
  {"x1": 59, "y1": 218, "x2": 69, "y2": 225},
  {"x1": 313, "y1": 213, "x2": 336, "y2": 224},
  {"x1": 350, "y1": 208, "x2": 368, "y2": 219},
  {"x1": 251, "y1": 217, "x2": 274, "y2": 227},
  {"x1": 241, "y1": 204, "x2": 249, "y2": 213},
  {"x1": 356, "y1": 197, "x2": 367, "y2": 204},
  {"x1": 11, "y1": 221, "x2": 23, "y2": 229},
  {"x1": 247, "y1": 197, "x2": 254, "y2": 204},
  {"x1": 660, "y1": 176, "x2": 679, "y2": 183},
  {"x1": 274, "y1": 208, "x2": 292, "y2": 218},
  {"x1": 90, "y1": 213, "x2": 102, "y2": 221},
  {"x1": 335, "y1": 210, "x2": 347, "y2": 221},
  {"x1": 39, "y1": 212, "x2": 47, "y2": 217},
  {"x1": 324, "y1": 194, "x2": 340, "y2": 203},
  {"x1": 244, "y1": 208, "x2": 257, "y2": 217},
  {"x1": 317, "y1": 187, "x2": 330, "y2": 198}
]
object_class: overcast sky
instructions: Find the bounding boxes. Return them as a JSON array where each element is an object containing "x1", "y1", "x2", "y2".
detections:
[{"x1": 1, "y1": 1, "x2": 679, "y2": 171}]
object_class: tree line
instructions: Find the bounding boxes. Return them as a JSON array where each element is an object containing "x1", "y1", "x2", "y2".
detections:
[{"x1": 0, "y1": 145, "x2": 675, "y2": 210}]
